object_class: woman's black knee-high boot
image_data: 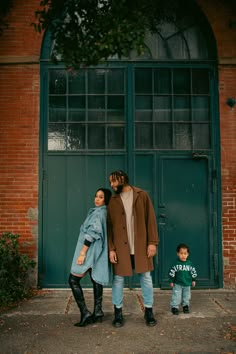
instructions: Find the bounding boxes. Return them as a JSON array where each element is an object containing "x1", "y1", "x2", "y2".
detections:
[
  {"x1": 89, "y1": 271, "x2": 104, "y2": 322},
  {"x1": 68, "y1": 274, "x2": 93, "y2": 327}
]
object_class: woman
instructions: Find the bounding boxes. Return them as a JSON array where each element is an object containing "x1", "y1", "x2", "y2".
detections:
[{"x1": 68, "y1": 188, "x2": 112, "y2": 327}]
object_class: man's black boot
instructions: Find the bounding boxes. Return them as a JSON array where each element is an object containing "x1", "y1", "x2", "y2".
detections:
[
  {"x1": 183, "y1": 305, "x2": 190, "y2": 314},
  {"x1": 171, "y1": 307, "x2": 179, "y2": 315},
  {"x1": 112, "y1": 306, "x2": 124, "y2": 327},
  {"x1": 144, "y1": 307, "x2": 157, "y2": 326},
  {"x1": 68, "y1": 274, "x2": 93, "y2": 327}
]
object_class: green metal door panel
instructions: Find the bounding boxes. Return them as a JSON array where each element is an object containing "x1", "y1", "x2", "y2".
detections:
[
  {"x1": 158, "y1": 156, "x2": 214, "y2": 288},
  {"x1": 43, "y1": 156, "x2": 68, "y2": 287},
  {"x1": 40, "y1": 60, "x2": 221, "y2": 289},
  {"x1": 134, "y1": 154, "x2": 156, "y2": 202},
  {"x1": 43, "y1": 154, "x2": 126, "y2": 287},
  {"x1": 133, "y1": 154, "x2": 158, "y2": 287}
]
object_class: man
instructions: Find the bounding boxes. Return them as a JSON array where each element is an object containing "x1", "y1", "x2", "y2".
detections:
[{"x1": 107, "y1": 170, "x2": 159, "y2": 327}]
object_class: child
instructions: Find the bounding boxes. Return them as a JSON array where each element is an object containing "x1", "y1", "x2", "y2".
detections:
[
  {"x1": 169, "y1": 243, "x2": 197, "y2": 315},
  {"x1": 68, "y1": 188, "x2": 112, "y2": 327}
]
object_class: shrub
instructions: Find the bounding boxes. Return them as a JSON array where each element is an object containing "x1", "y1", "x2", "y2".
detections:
[{"x1": 0, "y1": 232, "x2": 36, "y2": 306}]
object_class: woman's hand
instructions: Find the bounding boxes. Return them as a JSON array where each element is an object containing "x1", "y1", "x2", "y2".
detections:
[{"x1": 77, "y1": 254, "x2": 86, "y2": 265}]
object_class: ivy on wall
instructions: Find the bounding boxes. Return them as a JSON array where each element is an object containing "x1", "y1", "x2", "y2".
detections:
[{"x1": 32, "y1": 0, "x2": 198, "y2": 69}]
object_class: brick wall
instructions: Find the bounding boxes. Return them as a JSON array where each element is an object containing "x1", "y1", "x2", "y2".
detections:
[
  {"x1": 0, "y1": 0, "x2": 235, "y2": 287},
  {"x1": 198, "y1": 0, "x2": 236, "y2": 288},
  {"x1": 0, "y1": 0, "x2": 42, "y2": 265}
]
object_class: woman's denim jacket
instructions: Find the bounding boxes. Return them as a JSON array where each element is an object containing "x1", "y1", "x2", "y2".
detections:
[{"x1": 70, "y1": 205, "x2": 109, "y2": 285}]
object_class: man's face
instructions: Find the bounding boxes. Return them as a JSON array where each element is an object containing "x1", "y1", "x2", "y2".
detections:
[{"x1": 109, "y1": 175, "x2": 124, "y2": 194}]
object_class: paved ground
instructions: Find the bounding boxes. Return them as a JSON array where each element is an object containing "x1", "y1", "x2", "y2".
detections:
[{"x1": 0, "y1": 289, "x2": 236, "y2": 354}]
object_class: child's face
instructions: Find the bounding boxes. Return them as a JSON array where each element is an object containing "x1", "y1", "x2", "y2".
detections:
[
  {"x1": 177, "y1": 248, "x2": 189, "y2": 262},
  {"x1": 94, "y1": 190, "x2": 105, "y2": 207}
]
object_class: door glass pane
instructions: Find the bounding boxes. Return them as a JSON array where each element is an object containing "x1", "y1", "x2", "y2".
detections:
[
  {"x1": 88, "y1": 125, "x2": 105, "y2": 148},
  {"x1": 175, "y1": 124, "x2": 192, "y2": 149},
  {"x1": 88, "y1": 96, "x2": 105, "y2": 109},
  {"x1": 48, "y1": 123, "x2": 66, "y2": 150},
  {"x1": 49, "y1": 70, "x2": 66, "y2": 94},
  {"x1": 153, "y1": 96, "x2": 171, "y2": 109},
  {"x1": 107, "y1": 111, "x2": 125, "y2": 121},
  {"x1": 153, "y1": 96, "x2": 171, "y2": 121},
  {"x1": 153, "y1": 110, "x2": 171, "y2": 122},
  {"x1": 173, "y1": 69, "x2": 190, "y2": 94},
  {"x1": 87, "y1": 111, "x2": 105, "y2": 121},
  {"x1": 135, "y1": 69, "x2": 152, "y2": 93},
  {"x1": 135, "y1": 123, "x2": 153, "y2": 148},
  {"x1": 49, "y1": 96, "x2": 66, "y2": 122},
  {"x1": 49, "y1": 96, "x2": 66, "y2": 109},
  {"x1": 135, "y1": 111, "x2": 152, "y2": 121},
  {"x1": 193, "y1": 97, "x2": 209, "y2": 121},
  {"x1": 49, "y1": 108, "x2": 66, "y2": 122},
  {"x1": 67, "y1": 124, "x2": 85, "y2": 150},
  {"x1": 68, "y1": 71, "x2": 85, "y2": 94},
  {"x1": 107, "y1": 96, "x2": 124, "y2": 109},
  {"x1": 193, "y1": 124, "x2": 210, "y2": 149},
  {"x1": 155, "y1": 123, "x2": 172, "y2": 148},
  {"x1": 192, "y1": 69, "x2": 209, "y2": 94},
  {"x1": 154, "y1": 69, "x2": 171, "y2": 94},
  {"x1": 107, "y1": 69, "x2": 124, "y2": 93},
  {"x1": 136, "y1": 96, "x2": 152, "y2": 109},
  {"x1": 88, "y1": 70, "x2": 105, "y2": 94},
  {"x1": 107, "y1": 126, "x2": 125, "y2": 149},
  {"x1": 174, "y1": 96, "x2": 190, "y2": 121},
  {"x1": 68, "y1": 111, "x2": 85, "y2": 122},
  {"x1": 68, "y1": 96, "x2": 85, "y2": 109}
]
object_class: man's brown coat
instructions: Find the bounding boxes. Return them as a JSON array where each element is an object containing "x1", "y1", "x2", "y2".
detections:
[{"x1": 107, "y1": 186, "x2": 159, "y2": 276}]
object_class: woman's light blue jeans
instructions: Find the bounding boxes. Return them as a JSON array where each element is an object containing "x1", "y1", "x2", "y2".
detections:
[
  {"x1": 170, "y1": 283, "x2": 191, "y2": 308},
  {"x1": 112, "y1": 273, "x2": 154, "y2": 308}
]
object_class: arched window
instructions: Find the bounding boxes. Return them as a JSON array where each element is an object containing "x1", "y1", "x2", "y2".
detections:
[{"x1": 41, "y1": 6, "x2": 217, "y2": 152}]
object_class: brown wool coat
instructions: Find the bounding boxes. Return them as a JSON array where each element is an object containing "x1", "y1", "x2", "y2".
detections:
[{"x1": 107, "y1": 186, "x2": 159, "y2": 276}]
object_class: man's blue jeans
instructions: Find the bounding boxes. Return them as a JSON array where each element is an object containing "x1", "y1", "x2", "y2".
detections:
[
  {"x1": 112, "y1": 273, "x2": 154, "y2": 308},
  {"x1": 170, "y1": 283, "x2": 191, "y2": 308}
]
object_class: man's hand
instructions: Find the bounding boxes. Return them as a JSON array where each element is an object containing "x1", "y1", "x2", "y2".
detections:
[
  {"x1": 109, "y1": 250, "x2": 118, "y2": 263},
  {"x1": 147, "y1": 244, "x2": 156, "y2": 258}
]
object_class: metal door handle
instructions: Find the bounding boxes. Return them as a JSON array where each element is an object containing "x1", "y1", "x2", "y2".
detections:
[{"x1": 192, "y1": 152, "x2": 208, "y2": 159}]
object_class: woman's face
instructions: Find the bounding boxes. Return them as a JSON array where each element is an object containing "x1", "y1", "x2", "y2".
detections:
[{"x1": 94, "y1": 190, "x2": 105, "y2": 207}]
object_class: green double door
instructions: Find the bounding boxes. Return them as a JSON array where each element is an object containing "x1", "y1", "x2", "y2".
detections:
[{"x1": 40, "y1": 64, "x2": 221, "y2": 288}]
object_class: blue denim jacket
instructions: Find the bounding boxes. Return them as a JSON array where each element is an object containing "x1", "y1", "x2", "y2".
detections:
[{"x1": 70, "y1": 205, "x2": 109, "y2": 285}]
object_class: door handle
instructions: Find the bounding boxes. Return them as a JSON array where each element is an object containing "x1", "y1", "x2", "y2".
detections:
[{"x1": 192, "y1": 152, "x2": 208, "y2": 159}]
